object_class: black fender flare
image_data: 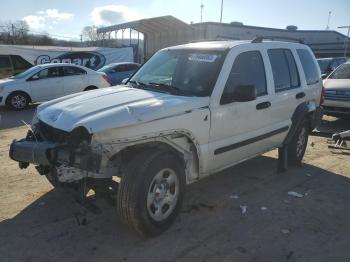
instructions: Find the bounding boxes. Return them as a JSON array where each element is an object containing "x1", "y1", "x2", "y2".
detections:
[{"x1": 283, "y1": 102, "x2": 310, "y2": 146}]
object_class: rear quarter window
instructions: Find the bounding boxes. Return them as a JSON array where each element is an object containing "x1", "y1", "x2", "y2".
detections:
[{"x1": 297, "y1": 49, "x2": 319, "y2": 85}]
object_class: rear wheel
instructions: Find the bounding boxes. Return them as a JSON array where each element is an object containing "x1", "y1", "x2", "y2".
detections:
[
  {"x1": 288, "y1": 119, "x2": 309, "y2": 165},
  {"x1": 117, "y1": 150, "x2": 185, "y2": 236},
  {"x1": 6, "y1": 92, "x2": 30, "y2": 110}
]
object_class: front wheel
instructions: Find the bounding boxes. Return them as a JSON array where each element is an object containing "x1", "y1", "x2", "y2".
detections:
[
  {"x1": 6, "y1": 92, "x2": 30, "y2": 110},
  {"x1": 288, "y1": 119, "x2": 309, "y2": 165},
  {"x1": 117, "y1": 150, "x2": 185, "y2": 236}
]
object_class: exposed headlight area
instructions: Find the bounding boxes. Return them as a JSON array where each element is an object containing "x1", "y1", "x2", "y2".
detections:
[
  {"x1": 33, "y1": 120, "x2": 91, "y2": 146},
  {"x1": 10, "y1": 121, "x2": 99, "y2": 173}
]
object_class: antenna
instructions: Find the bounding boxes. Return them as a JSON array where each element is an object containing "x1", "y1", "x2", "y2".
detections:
[{"x1": 326, "y1": 11, "x2": 332, "y2": 30}]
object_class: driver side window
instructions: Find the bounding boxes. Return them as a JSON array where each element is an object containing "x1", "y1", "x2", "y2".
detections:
[{"x1": 221, "y1": 51, "x2": 267, "y2": 105}]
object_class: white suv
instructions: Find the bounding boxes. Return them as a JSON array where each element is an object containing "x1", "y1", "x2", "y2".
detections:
[{"x1": 10, "y1": 38, "x2": 323, "y2": 236}]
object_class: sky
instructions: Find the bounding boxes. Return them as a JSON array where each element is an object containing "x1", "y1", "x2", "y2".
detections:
[{"x1": 0, "y1": 0, "x2": 349, "y2": 41}]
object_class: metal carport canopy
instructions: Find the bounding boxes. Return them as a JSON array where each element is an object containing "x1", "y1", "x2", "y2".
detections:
[{"x1": 96, "y1": 15, "x2": 193, "y2": 34}]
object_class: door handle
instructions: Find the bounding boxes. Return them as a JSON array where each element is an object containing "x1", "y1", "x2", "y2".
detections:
[
  {"x1": 296, "y1": 92, "x2": 306, "y2": 99},
  {"x1": 256, "y1": 101, "x2": 271, "y2": 110}
]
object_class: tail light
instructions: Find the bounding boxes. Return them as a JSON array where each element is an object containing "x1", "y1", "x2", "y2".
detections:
[
  {"x1": 320, "y1": 85, "x2": 325, "y2": 105},
  {"x1": 102, "y1": 74, "x2": 111, "y2": 85}
]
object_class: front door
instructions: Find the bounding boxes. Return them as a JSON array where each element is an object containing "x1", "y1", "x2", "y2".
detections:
[
  {"x1": 29, "y1": 66, "x2": 64, "y2": 101},
  {"x1": 208, "y1": 46, "x2": 287, "y2": 173}
]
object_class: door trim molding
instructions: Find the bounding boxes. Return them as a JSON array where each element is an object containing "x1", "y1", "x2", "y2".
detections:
[{"x1": 214, "y1": 126, "x2": 289, "y2": 155}]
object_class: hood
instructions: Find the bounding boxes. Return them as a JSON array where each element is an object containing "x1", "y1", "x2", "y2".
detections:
[
  {"x1": 37, "y1": 86, "x2": 209, "y2": 133},
  {"x1": 323, "y1": 79, "x2": 350, "y2": 90},
  {"x1": 0, "y1": 78, "x2": 16, "y2": 86}
]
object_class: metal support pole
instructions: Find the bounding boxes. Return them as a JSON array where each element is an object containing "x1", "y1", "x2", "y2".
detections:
[
  {"x1": 121, "y1": 29, "x2": 124, "y2": 46},
  {"x1": 338, "y1": 26, "x2": 350, "y2": 57},
  {"x1": 220, "y1": 0, "x2": 223, "y2": 23},
  {"x1": 129, "y1": 28, "x2": 131, "y2": 46},
  {"x1": 137, "y1": 31, "x2": 140, "y2": 63}
]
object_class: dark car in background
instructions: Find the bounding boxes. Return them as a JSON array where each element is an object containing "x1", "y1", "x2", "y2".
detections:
[
  {"x1": 0, "y1": 55, "x2": 32, "y2": 79},
  {"x1": 317, "y1": 57, "x2": 349, "y2": 78},
  {"x1": 97, "y1": 62, "x2": 140, "y2": 85}
]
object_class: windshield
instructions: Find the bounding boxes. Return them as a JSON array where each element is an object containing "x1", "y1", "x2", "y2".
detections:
[
  {"x1": 328, "y1": 63, "x2": 350, "y2": 79},
  {"x1": 317, "y1": 59, "x2": 332, "y2": 72},
  {"x1": 10, "y1": 66, "x2": 41, "y2": 79},
  {"x1": 97, "y1": 65, "x2": 112, "y2": 73},
  {"x1": 129, "y1": 49, "x2": 226, "y2": 96}
]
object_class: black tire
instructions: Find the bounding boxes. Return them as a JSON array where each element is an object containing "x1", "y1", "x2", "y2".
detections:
[
  {"x1": 84, "y1": 86, "x2": 98, "y2": 91},
  {"x1": 288, "y1": 119, "x2": 309, "y2": 165},
  {"x1": 117, "y1": 149, "x2": 185, "y2": 236},
  {"x1": 6, "y1": 91, "x2": 30, "y2": 110}
]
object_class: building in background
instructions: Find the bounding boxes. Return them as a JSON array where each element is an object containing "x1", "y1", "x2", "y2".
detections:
[{"x1": 97, "y1": 15, "x2": 349, "y2": 62}]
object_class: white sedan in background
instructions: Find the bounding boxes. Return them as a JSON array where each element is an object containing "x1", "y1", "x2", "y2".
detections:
[{"x1": 0, "y1": 63, "x2": 111, "y2": 110}]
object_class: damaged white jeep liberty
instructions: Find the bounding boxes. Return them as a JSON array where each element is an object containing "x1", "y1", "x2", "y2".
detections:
[{"x1": 10, "y1": 37, "x2": 323, "y2": 236}]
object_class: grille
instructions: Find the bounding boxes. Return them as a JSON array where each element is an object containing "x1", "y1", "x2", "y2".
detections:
[
  {"x1": 324, "y1": 89, "x2": 350, "y2": 101},
  {"x1": 36, "y1": 120, "x2": 69, "y2": 143}
]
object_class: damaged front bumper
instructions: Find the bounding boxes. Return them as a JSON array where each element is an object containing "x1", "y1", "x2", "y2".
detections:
[{"x1": 9, "y1": 137, "x2": 102, "y2": 173}]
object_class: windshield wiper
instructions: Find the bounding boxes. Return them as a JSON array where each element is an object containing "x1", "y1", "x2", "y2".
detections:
[
  {"x1": 128, "y1": 80, "x2": 147, "y2": 89},
  {"x1": 148, "y1": 82, "x2": 184, "y2": 95}
]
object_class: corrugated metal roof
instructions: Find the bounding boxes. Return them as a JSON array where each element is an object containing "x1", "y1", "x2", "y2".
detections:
[{"x1": 97, "y1": 15, "x2": 193, "y2": 34}]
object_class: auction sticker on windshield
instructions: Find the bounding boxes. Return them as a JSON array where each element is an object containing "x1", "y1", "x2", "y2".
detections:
[{"x1": 188, "y1": 54, "x2": 218, "y2": 63}]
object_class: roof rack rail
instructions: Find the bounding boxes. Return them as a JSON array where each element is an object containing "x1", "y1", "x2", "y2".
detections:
[
  {"x1": 189, "y1": 39, "x2": 230, "y2": 43},
  {"x1": 251, "y1": 36, "x2": 304, "y2": 44}
]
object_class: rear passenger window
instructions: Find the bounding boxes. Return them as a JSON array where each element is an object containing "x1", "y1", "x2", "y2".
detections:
[
  {"x1": 63, "y1": 66, "x2": 86, "y2": 76},
  {"x1": 297, "y1": 49, "x2": 319, "y2": 85},
  {"x1": 268, "y1": 49, "x2": 300, "y2": 92},
  {"x1": 221, "y1": 51, "x2": 267, "y2": 104}
]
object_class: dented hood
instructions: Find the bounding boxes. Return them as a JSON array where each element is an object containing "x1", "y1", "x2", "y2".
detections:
[{"x1": 37, "y1": 86, "x2": 209, "y2": 133}]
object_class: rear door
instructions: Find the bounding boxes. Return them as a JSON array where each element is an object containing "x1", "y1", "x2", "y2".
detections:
[
  {"x1": 29, "y1": 66, "x2": 64, "y2": 101},
  {"x1": 266, "y1": 48, "x2": 306, "y2": 128},
  {"x1": 295, "y1": 49, "x2": 321, "y2": 105},
  {"x1": 112, "y1": 64, "x2": 129, "y2": 84},
  {"x1": 0, "y1": 56, "x2": 13, "y2": 79},
  {"x1": 61, "y1": 66, "x2": 86, "y2": 95}
]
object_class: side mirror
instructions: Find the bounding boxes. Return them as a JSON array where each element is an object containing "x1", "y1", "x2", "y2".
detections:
[
  {"x1": 321, "y1": 73, "x2": 328, "y2": 80},
  {"x1": 29, "y1": 75, "x2": 39, "y2": 81},
  {"x1": 121, "y1": 78, "x2": 129, "y2": 85},
  {"x1": 232, "y1": 85, "x2": 257, "y2": 102}
]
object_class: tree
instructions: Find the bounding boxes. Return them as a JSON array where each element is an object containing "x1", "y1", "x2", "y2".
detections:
[
  {"x1": 0, "y1": 20, "x2": 29, "y2": 44},
  {"x1": 82, "y1": 26, "x2": 100, "y2": 42}
]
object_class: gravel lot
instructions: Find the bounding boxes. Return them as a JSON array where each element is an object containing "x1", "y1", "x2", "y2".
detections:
[{"x1": 0, "y1": 106, "x2": 350, "y2": 262}]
